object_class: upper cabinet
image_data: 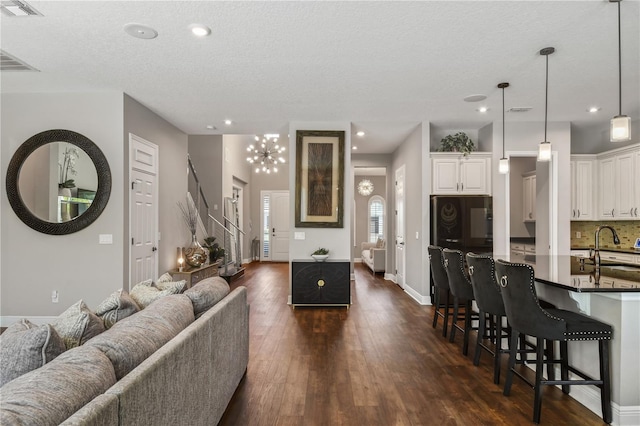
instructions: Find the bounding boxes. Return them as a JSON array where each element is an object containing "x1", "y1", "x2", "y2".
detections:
[
  {"x1": 597, "y1": 145, "x2": 639, "y2": 220},
  {"x1": 431, "y1": 153, "x2": 491, "y2": 195},
  {"x1": 570, "y1": 158, "x2": 595, "y2": 221}
]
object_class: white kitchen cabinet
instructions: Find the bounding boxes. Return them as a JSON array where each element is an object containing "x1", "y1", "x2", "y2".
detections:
[
  {"x1": 522, "y1": 172, "x2": 536, "y2": 222},
  {"x1": 597, "y1": 145, "x2": 640, "y2": 220},
  {"x1": 570, "y1": 158, "x2": 595, "y2": 221},
  {"x1": 431, "y1": 153, "x2": 491, "y2": 195}
]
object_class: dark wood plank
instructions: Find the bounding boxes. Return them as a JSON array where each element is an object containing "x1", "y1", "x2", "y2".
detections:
[{"x1": 221, "y1": 262, "x2": 606, "y2": 425}]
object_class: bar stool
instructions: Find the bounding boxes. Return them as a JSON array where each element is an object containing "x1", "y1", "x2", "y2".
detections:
[
  {"x1": 495, "y1": 259, "x2": 612, "y2": 424},
  {"x1": 442, "y1": 248, "x2": 478, "y2": 355},
  {"x1": 466, "y1": 252, "x2": 509, "y2": 384},
  {"x1": 428, "y1": 245, "x2": 452, "y2": 337}
]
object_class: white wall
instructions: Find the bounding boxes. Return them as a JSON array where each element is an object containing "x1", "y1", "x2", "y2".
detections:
[
  {"x1": 288, "y1": 122, "x2": 352, "y2": 267},
  {"x1": 1, "y1": 92, "x2": 124, "y2": 318}
]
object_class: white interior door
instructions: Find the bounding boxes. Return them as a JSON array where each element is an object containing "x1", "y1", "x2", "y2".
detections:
[
  {"x1": 395, "y1": 165, "x2": 405, "y2": 288},
  {"x1": 129, "y1": 134, "x2": 158, "y2": 288},
  {"x1": 269, "y1": 191, "x2": 290, "y2": 262}
]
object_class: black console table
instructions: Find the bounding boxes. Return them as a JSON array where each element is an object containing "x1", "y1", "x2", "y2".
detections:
[{"x1": 291, "y1": 259, "x2": 351, "y2": 308}]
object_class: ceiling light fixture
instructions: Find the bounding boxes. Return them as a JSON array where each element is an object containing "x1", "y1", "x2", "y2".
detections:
[
  {"x1": 352, "y1": 146, "x2": 358, "y2": 150},
  {"x1": 463, "y1": 94, "x2": 487, "y2": 103},
  {"x1": 356, "y1": 131, "x2": 365, "y2": 137},
  {"x1": 0, "y1": 0, "x2": 41, "y2": 17},
  {"x1": 357, "y1": 179, "x2": 374, "y2": 196},
  {"x1": 189, "y1": 24, "x2": 211, "y2": 37},
  {"x1": 610, "y1": 0, "x2": 631, "y2": 142},
  {"x1": 224, "y1": 119, "x2": 232, "y2": 125},
  {"x1": 123, "y1": 23, "x2": 158, "y2": 40},
  {"x1": 498, "y1": 82, "x2": 510, "y2": 174},
  {"x1": 478, "y1": 106, "x2": 489, "y2": 113},
  {"x1": 206, "y1": 125, "x2": 216, "y2": 130},
  {"x1": 537, "y1": 47, "x2": 555, "y2": 162},
  {"x1": 246, "y1": 135, "x2": 285, "y2": 174},
  {"x1": 588, "y1": 107, "x2": 600, "y2": 113}
]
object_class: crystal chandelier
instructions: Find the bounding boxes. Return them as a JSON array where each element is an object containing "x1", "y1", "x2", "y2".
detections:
[{"x1": 246, "y1": 134, "x2": 286, "y2": 174}]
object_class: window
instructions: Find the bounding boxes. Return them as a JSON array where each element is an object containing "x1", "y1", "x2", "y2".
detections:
[{"x1": 368, "y1": 196, "x2": 385, "y2": 243}]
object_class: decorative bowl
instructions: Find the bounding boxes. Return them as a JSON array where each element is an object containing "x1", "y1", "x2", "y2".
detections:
[{"x1": 311, "y1": 254, "x2": 329, "y2": 262}]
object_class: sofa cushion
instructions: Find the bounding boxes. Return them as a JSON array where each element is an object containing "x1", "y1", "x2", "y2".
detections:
[
  {"x1": 0, "y1": 319, "x2": 66, "y2": 387},
  {"x1": 184, "y1": 277, "x2": 230, "y2": 317},
  {"x1": 52, "y1": 300, "x2": 105, "y2": 350},
  {"x1": 130, "y1": 279, "x2": 185, "y2": 308},
  {"x1": 85, "y1": 294, "x2": 194, "y2": 379},
  {"x1": 95, "y1": 289, "x2": 140, "y2": 329},
  {"x1": 0, "y1": 345, "x2": 116, "y2": 426}
]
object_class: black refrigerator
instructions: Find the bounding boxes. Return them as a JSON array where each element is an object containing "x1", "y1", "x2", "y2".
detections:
[{"x1": 430, "y1": 195, "x2": 493, "y2": 298}]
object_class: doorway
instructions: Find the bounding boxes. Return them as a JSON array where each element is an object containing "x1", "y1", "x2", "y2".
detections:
[
  {"x1": 395, "y1": 165, "x2": 405, "y2": 288},
  {"x1": 261, "y1": 190, "x2": 290, "y2": 261}
]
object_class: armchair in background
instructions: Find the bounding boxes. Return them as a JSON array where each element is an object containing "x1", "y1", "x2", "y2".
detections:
[{"x1": 361, "y1": 240, "x2": 385, "y2": 274}]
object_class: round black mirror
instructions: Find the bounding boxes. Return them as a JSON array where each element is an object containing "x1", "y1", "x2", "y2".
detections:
[{"x1": 6, "y1": 129, "x2": 111, "y2": 235}]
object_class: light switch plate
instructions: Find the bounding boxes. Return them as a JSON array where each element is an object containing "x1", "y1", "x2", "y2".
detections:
[
  {"x1": 294, "y1": 232, "x2": 305, "y2": 240},
  {"x1": 99, "y1": 234, "x2": 113, "y2": 244}
]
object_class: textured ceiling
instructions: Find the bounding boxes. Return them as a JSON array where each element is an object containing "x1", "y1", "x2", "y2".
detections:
[{"x1": 1, "y1": 1, "x2": 639, "y2": 154}]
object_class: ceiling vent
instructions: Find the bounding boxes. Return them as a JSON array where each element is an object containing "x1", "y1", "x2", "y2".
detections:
[
  {"x1": 508, "y1": 107, "x2": 533, "y2": 113},
  {"x1": 1, "y1": 0, "x2": 42, "y2": 17},
  {"x1": 0, "y1": 50, "x2": 39, "y2": 72}
]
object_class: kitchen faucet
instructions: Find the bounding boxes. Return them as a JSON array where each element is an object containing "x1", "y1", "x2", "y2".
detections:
[{"x1": 589, "y1": 225, "x2": 621, "y2": 276}]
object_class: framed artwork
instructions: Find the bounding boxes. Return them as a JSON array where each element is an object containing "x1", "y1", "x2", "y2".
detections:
[{"x1": 295, "y1": 130, "x2": 345, "y2": 228}]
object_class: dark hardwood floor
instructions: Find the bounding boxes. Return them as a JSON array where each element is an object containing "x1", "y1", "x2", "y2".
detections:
[{"x1": 221, "y1": 262, "x2": 605, "y2": 425}]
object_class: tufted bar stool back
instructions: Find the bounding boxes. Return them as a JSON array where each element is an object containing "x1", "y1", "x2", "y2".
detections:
[
  {"x1": 428, "y1": 245, "x2": 452, "y2": 337},
  {"x1": 442, "y1": 248, "x2": 477, "y2": 355},
  {"x1": 495, "y1": 259, "x2": 612, "y2": 424}
]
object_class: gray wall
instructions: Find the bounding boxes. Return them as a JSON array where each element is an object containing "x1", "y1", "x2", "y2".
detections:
[
  {"x1": 187, "y1": 135, "x2": 224, "y2": 227},
  {"x1": 1, "y1": 92, "x2": 124, "y2": 318},
  {"x1": 352, "y1": 175, "x2": 387, "y2": 259},
  {"x1": 123, "y1": 95, "x2": 189, "y2": 284}
]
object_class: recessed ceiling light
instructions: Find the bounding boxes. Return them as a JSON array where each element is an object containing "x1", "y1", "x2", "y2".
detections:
[
  {"x1": 352, "y1": 146, "x2": 358, "y2": 150},
  {"x1": 123, "y1": 23, "x2": 158, "y2": 40},
  {"x1": 206, "y1": 125, "x2": 216, "y2": 130},
  {"x1": 224, "y1": 120, "x2": 232, "y2": 125},
  {"x1": 356, "y1": 131, "x2": 365, "y2": 137},
  {"x1": 588, "y1": 107, "x2": 600, "y2": 113},
  {"x1": 477, "y1": 106, "x2": 489, "y2": 113},
  {"x1": 189, "y1": 24, "x2": 211, "y2": 37},
  {"x1": 464, "y1": 94, "x2": 487, "y2": 102}
]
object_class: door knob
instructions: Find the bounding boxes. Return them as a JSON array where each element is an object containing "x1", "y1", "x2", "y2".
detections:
[{"x1": 152, "y1": 246, "x2": 157, "y2": 252}]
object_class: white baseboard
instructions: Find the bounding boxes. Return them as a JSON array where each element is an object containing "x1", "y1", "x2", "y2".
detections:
[
  {"x1": 385, "y1": 273, "x2": 396, "y2": 283},
  {"x1": 1, "y1": 316, "x2": 57, "y2": 327},
  {"x1": 350, "y1": 273, "x2": 355, "y2": 281},
  {"x1": 354, "y1": 257, "x2": 361, "y2": 262},
  {"x1": 403, "y1": 284, "x2": 430, "y2": 305}
]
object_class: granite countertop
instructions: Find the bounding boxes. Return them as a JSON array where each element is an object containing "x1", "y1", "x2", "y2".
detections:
[
  {"x1": 571, "y1": 246, "x2": 640, "y2": 255},
  {"x1": 534, "y1": 256, "x2": 640, "y2": 292}
]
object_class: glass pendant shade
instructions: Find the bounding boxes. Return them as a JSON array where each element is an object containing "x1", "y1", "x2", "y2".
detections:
[
  {"x1": 610, "y1": 115, "x2": 631, "y2": 142},
  {"x1": 498, "y1": 157, "x2": 510, "y2": 174},
  {"x1": 538, "y1": 141, "x2": 552, "y2": 162}
]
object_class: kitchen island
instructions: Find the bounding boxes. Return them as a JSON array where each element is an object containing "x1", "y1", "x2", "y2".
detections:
[{"x1": 530, "y1": 256, "x2": 639, "y2": 426}]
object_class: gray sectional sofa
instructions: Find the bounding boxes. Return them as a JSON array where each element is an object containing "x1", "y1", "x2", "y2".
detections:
[{"x1": 0, "y1": 282, "x2": 249, "y2": 426}]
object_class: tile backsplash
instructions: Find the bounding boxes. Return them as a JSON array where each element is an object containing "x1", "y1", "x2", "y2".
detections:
[{"x1": 571, "y1": 221, "x2": 640, "y2": 249}]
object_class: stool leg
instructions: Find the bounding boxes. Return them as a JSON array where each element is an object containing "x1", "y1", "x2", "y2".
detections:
[
  {"x1": 504, "y1": 329, "x2": 519, "y2": 396},
  {"x1": 533, "y1": 337, "x2": 545, "y2": 424},
  {"x1": 442, "y1": 290, "x2": 450, "y2": 338},
  {"x1": 599, "y1": 340, "x2": 612, "y2": 424},
  {"x1": 473, "y1": 310, "x2": 486, "y2": 366},
  {"x1": 462, "y1": 300, "x2": 471, "y2": 355},
  {"x1": 432, "y1": 287, "x2": 439, "y2": 329},
  {"x1": 449, "y1": 297, "x2": 459, "y2": 343},
  {"x1": 545, "y1": 339, "x2": 555, "y2": 381},
  {"x1": 494, "y1": 315, "x2": 503, "y2": 385},
  {"x1": 518, "y1": 333, "x2": 527, "y2": 362},
  {"x1": 560, "y1": 341, "x2": 569, "y2": 394}
]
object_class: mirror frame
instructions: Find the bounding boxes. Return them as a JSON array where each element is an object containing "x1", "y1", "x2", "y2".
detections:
[{"x1": 6, "y1": 129, "x2": 112, "y2": 235}]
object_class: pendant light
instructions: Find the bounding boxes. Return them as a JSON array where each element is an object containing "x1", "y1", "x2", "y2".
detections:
[
  {"x1": 610, "y1": 0, "x2": 631, "y2": 142},
  {"x1": 537, "y1": 47, "x2": 554, "y2": 162},
  {"x1": 498, "y1": 82, "x2": 510, "y2": 174}
]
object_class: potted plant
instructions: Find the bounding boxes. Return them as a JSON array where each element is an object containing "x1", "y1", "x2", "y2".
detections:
[
  {"x1": 203, "y1": 236, "x2": 225, "y2": 264},
  {"x1": 311, "y1": 247, "x2": 329, "y2": 262},
  {"x1": 437, "y1": 132, "x2": 475, "y2": 156}
]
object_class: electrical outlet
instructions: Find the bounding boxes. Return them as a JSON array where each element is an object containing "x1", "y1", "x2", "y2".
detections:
[
  {"x1": 576, "y1": 231, "x2": 582, "y2": 238},
  {"x1": 51, "y1": 290, "x2": 59, "y2": 303}
]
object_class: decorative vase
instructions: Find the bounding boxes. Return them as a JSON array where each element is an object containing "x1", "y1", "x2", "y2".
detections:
[
  {"x1": 58, "y1": 187, "x2": 72, "y2": 222},
  {"x1": 184, "y1": 234, "x2": 206, "y2": 268},
  {"x1": 311, "y1": 254, "x2": 329, "y2": 262}
]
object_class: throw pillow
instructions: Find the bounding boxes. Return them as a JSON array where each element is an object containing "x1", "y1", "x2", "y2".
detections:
[
  {"x1": 0, "y1": 319, "x2": 66, "y2": 387},
  {"x1": 376, "y1": 238, "x2": 385, "y2": 248},
  {"x1": 156, "y1": 279, "x2": 186, "y2": 293},
  {"x1": 156, "y1": 272, "x2": 173, "y2": 283},
  {"x1": 52, "y1": 300, "x2": 105, "y2": 350},
  {"x1": 130, "y1": 279, "x2": 185, "y2": 308},
  {"x1": 94, "y1": 289, "x2": 140, "y2": 329},
  {"x1": 184, "y1": 277, "x2": 230, "y2": 317},
  {"x1": 0, "y1": 345, "x2": 116, "y2": 426}
]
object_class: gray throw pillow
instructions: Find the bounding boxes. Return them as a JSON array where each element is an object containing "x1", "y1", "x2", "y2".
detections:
[
  {"x1": 130, "y1": 279, "x2": 185, "y2": 308},
  {"x1": 94, "y1": 289, "x2": 140, "y2": 329},
  {"x1": 184, "y1": 277, "x2": 230, "y2": 317},
  {"x1": 0, "y1": 345, "x2": 116, "y2": 426},
  {"x1": 52, "y1": 300, "x2": 105, "y2": 350},
  {"x1": 0, "y1": 319, "x2": 66, "y2": 387}
]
